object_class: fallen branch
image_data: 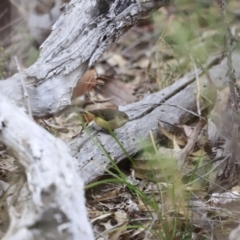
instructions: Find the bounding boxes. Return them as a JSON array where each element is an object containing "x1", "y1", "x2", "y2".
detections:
[
  {"x1": 68, "y1": 51, "x2": 240, "y2": 184},
  {"x1": 0, "y1": 94, "x2": 94, "y2": 240},
  {"x1": 0, "y1": 0, "x2": 170, "y2": 118}
]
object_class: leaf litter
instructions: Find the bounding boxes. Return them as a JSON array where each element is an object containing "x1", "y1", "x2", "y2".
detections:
[{"x1": 2, "y1": 1, "x2": 240, "y2": 239}]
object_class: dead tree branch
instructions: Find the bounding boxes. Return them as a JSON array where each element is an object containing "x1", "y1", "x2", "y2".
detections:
[
  {"x1": 0, "y1": 95, "x2": 94, "y2": 240},
  {"x1": 68, "y1": 52, "x2": 240, "y2": 184},
  {"x1": 0, "y1": 0, "x2": 170, "y2": 118}
]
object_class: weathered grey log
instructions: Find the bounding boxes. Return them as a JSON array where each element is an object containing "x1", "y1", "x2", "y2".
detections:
[
  {"x1": 69, "y1": 51, "x2": 240, "y2": 184},
  {"x1": 0, "y1": 0, "x2": 170, "y2": 118},
  {"x1": 0, "y1": 94, "x2": 94, "y2": 240}
]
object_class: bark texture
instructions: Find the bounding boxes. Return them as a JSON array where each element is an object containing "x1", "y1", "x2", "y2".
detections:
[
  {"x1": 0, "y1": 94, "x2": 94, "y2": 240},
  {"x1": 0, "y1": 0, "x2": 170, "y2": 118},
  {"x1": 68, "y1": 51, "x2": 240, "y2": 184},
  {"x1": 0, "y1": 1, "x2": 170, "y2": 238}
]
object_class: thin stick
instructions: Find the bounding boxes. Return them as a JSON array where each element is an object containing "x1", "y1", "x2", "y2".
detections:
[
  {"x1": 160, "y1": 102, "x2": 202, "y2": 118},
  {"x1": 178, "y1": 118, "x2": 206, "y2": 168},
  {"x1": 14, "y1": 56, "x2": 32, "y2": 119},
  {"x1": 0, "y1": 16, "x2": 23, "y2": 33},
  {"x1": 142, "y1": 102, "x2": 202, "y2": 118},
  {"x1": 190, "y1": 55, "x2": 201, "y2": 116}
]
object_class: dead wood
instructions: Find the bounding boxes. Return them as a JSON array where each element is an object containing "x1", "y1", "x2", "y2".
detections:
[
  {"x1": 0, "y1": 0, "x2": 170, "y2": 118},
  {"x1": 69, "y1": 51, "x2": 240, "y2": 184},
  {"x1": 0, "y1": 94, "x2": 94, "y2": 239},
  {"x1": 0, "y1": 1, "x2": 171, "y2": 238},
  {"x1": 1, "y1": 0, "x2": 240, "y2": 237}
]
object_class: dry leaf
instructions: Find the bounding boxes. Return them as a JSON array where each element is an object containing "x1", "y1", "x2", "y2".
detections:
[
  {"x1": 91, "y1": 213, "x2": 112, "y2": 224},
  {"x1": 91, "y1": 189, "x2": 119, "y2": 203},
  {"x1": 99, "y1": 76, "x2": 137, "y2": 105},
  {"x1": 72, "y1": 68, "x2": 97, "y2": 99},
  {"x1": 183, "y1": 125, "x2": 193, "y2": 138},
  {"x1": 109, "y1": 210, "x2": 128, "y2": 240},
  {"x1": 107, "y1": 54, "x2": 127, "y2": 67},
  {"x1": 158, "y1": 122, "x2": 186, "y2": 146}
]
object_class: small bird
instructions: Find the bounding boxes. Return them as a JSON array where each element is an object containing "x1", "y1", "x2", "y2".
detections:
[{"x1": 82, "y1": 108, "x2": 129, "y2": 130}]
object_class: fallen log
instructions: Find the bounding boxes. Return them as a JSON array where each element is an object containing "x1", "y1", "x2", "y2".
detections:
[
  {"x1": 0, "y1": 94, "x2": 94, "y2": 239},
  {"x1": 69, "y1": 51, "x2": 240, "y2": 184},
  {"x1": 0, "y1": 0, "x2": 170, "y2": 117},
  {"x1": 0, "y1": 1, "x2": 171, "y2": 238}
]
